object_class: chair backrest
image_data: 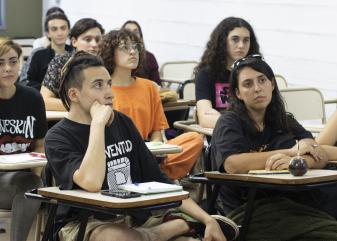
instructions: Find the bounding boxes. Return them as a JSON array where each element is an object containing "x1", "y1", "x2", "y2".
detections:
[
  {"x1": 275, "y1": 74, "x2": 288, "y2": 89},
  {"x1": 280, "y1": 87, "x2": 326, "y2": 124},
  {"x1": 160, "y1": 61, "x2": 198, "y2": 80},
  {"x1": 178, "y1": 80, "x2": 195, "y2": 100},
  {"x1": 21, "y1": 44, "x2": 33, "y2": 62},
  {"x1": 12, "y1": 37, "x2": 36, "y2": 46},
  {"x1": 0, "y1": 209, "x2": 11, "y2": 218}
]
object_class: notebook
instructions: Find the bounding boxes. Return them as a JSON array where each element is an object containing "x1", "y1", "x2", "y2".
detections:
[
  {"x1": 145, "y1": 142, "x2": 179, "y2": 150},
  {"x1": 118, "y1": 181, "x2": 183, "y2": 194},
  {"x1": 0, "y1": 152, "x2": 46, "y2": 164}
]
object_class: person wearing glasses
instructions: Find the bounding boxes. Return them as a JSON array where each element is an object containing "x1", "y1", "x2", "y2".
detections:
[
  {"x1": 40, "y1": 18, "x2": 104, "y2": 111},
  {"x1": 195, "y1": 17, "x2": 261, "y2": 128},
  {"x1": 45, "y1": 51, "x2": 238, "y2": 241},
  {"x1": 210, "y1": 55, "x2": 337, "y2": 239},
  {"x1": 0, "y1": 38, "x2": 47, "y2": 241},
  {"x1": 122, "y1": 20, "x2": 161, "y2": 86},
  {"x1": 99, "y1": 29, "x2": 203, "y2": 181}
]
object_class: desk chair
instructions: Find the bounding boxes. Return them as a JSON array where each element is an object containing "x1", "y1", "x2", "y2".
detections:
[
  {"x1": 12, "y1": 37, "x2": 36, "y2": 46},
  {"x1": 280, "y1": 87, "x2": 326, "y2": 134},
  {"x1": 160, "y1": 61, "x2": 197, "y2": 90},
  {"x1": 275, "y1": 74, "x2": 288, "y2": 89},
  {"x1": 0, "y1": 202, "x2": 44, "y2": 241}
]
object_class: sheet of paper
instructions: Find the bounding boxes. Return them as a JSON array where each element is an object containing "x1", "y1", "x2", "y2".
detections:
[
  {"x1": 0, "y1": 153, "x2": 46, "y2": 164},
  {"x1": 146, "y1": 142, "x2": 179, "y2": 150},
  {"x1": 119, "y1": 181, "x2": 183, "y2": 194}
]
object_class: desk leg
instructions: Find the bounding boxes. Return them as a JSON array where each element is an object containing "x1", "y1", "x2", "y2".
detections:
[
  {"x1": 207, "y1": 184, "x2": 220, "y2": 214},
  {"x1": 42, "y1": 204, "x2": 58, "y2": 241},
  {"x1": 76, "y1": 211, "x2": 90, "y2": 241},
  {"x1": 238, "y1": 188, "x2": 257, "y2": 241}
]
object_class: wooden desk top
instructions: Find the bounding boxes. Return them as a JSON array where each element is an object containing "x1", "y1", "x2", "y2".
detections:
[
  {"x1": 0, "y1": 153, "x2": 47, "y2": 170},
  {"x1": 163, "y1": 99, "x2": 196, "y2": 111},
  {"x1": 46, "y1": 111, "x2": 68, "y2": 121},
  {"x1": 205, "y1": 170, "x2": 337, "y2": 185},
  {"x1": 174, "y1": 120, "x2": 213, "y2": 136},
  {"x1": 38, "y1": 187, "x2": 189, "y2": 209}
]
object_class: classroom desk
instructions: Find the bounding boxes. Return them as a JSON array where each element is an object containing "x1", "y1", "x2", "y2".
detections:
[
  {"x1": 163, "y1": 99, "x2": 196, "y2": 111},
  {"x1": 46, "y1": 111, "x2": 68, "y2": 121},
  {"x1": 189, "y1": 170, "x2": 337, "y2": 241},
  {"x1": 174, "y1": 119, "x2": 213, "y2": 136},
  {"x1": 26, "y1": 187, "x2": 189, "y2": 241},
  {"x1": 0, "y1": 153, "x2": 47, "y2": 170}
]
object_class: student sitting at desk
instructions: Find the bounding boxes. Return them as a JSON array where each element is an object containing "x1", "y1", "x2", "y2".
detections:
[
  {"x1": 41, "y1": 18, "x2": 104, "y2": 111},
  {"x1": 210, "y1": 55, "x2": 337, "y2": 239},
  {"x1": 195, "y1": 17, "x2": 261, "y2": 129},
  {"x1": 24, "y1": 13, "x2": 72, "y2": 91},
  {"x1": 98, "y1": 29, "x2": 203, "y2": 180},
  {"x1": 44, "y1": 52, "x2": 238, "y2": 241},
  {"x1": 0, "y1": 39, "x2": 47, "y2": 241}
]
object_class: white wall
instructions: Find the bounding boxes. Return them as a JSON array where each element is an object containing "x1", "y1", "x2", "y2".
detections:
[{"x1": 44, "y1": 0, "x2": 337, "y2": 115}]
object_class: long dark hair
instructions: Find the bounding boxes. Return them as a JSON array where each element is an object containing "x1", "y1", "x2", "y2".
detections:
[
  {"x1": 98, "y1": 29, "x2": 144, "y2": 76},
  {"x1": 229, "y1": 56, "x2": 290, "y2": 135},
  {"x1": 195, "y1": 17, "x2": 260, "y2": 82}
]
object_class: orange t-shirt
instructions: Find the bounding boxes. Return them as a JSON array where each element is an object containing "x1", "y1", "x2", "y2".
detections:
[{"x1": 112, "y1": 78, "x2": 169, "y2": 139}]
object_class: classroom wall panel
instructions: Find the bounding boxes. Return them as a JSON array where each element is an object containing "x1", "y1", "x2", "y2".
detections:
[
  {"x1": 44, "y1": 0, "x2": 337, "y2": 113},
  {"x1": 0, "y1": 0, "x2": 42, "y2": 38}
]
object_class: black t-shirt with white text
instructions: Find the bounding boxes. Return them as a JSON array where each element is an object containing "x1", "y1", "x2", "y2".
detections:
[
  {"x1": 45, "y1": 111, "x2": 171, "y2": 224},
  {"x1": 0, "y1": 84, "x2": 47, "y2": 154}
]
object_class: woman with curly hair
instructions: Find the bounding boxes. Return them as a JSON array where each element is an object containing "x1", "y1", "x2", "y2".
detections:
[
  {"x1": 195, "y1": 17, "x2": 261, "y2": 128},
  {"x1": 99, "y1": 29, "x2": 204, "y2": 180},
  {"x1": 122, "y1": 20, "x2": 161, "y2": 86}
]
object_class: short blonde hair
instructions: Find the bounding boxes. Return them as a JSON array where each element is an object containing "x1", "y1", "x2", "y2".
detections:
[{"x1": 0, "y1": 38, "x2": 22, "y2": 58}]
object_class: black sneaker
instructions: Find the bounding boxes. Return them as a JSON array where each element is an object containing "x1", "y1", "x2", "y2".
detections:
[
  {"x1": 163, "y1": 210, "x2": 239, "y2": 241},
  {"x1": 211, "y1": 215, "x2": 239, "y2": 241}
]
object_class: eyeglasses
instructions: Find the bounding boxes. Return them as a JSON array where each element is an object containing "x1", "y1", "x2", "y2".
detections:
[
  {"x1": 231, "y1": 54, "x2": 264, "y2": 70},
  {"x1": 117, "y1": 43, "x2": 142, "y2": 53}
]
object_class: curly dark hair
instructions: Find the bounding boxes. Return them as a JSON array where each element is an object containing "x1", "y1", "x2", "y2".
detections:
[
  {"x1": 121, "y1": 20, "x2": 151, "y2": 79},
  {"x1": 195, "y1": 17, "x2": 261, "y2": 82},
  {"x1": 229, "y1": 56, "x2": 291, "y2": 135},
  {"x1": 98, "y1": 29, "x2": 144, "y2": 76}
]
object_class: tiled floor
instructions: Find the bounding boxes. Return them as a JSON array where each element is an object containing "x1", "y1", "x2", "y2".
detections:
[{"x1": 0, "y1": 217, "x2": 38, "y2": 241}]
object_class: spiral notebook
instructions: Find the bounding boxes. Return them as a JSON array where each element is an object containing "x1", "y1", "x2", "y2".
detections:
[{"x1": 118, "y1": 182, "x2": 183, "y2": 194}]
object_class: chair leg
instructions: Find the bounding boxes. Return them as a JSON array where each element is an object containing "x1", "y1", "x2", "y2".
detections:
[{"x1": 35, "y1": 212, "x2": 43, "y2": 241}]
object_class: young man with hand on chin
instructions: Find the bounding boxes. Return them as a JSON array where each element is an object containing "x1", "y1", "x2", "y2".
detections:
[{"x1": 44, "y1": 52, "x2": 239, "y2": 241}]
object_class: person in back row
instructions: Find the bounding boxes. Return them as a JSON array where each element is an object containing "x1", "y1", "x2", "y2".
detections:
[
  {"x1": 0, "y1": 38, "x2": 47, "y2": 241},
  {"x1": 195, "y1": 17, "x2": 261, "y2": 128},
  {"x1": 44, "y1": 51, "x2": 239, "y2": 241},
  {"x1": 99, "y1": 29, "x2": 204, "y2": 180},
  {"x1": 33, "y1": 6, "x2": 67, "y2": 49},
  {"x1": 122, "y1": 20, "x2": 161, "y2": 86},
  {"x1": 25, "y1": 12, "x2": 72, "y2": 90},
  {"x1": 41, "y1": 18, "x2": 104, "y2": 111}
]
